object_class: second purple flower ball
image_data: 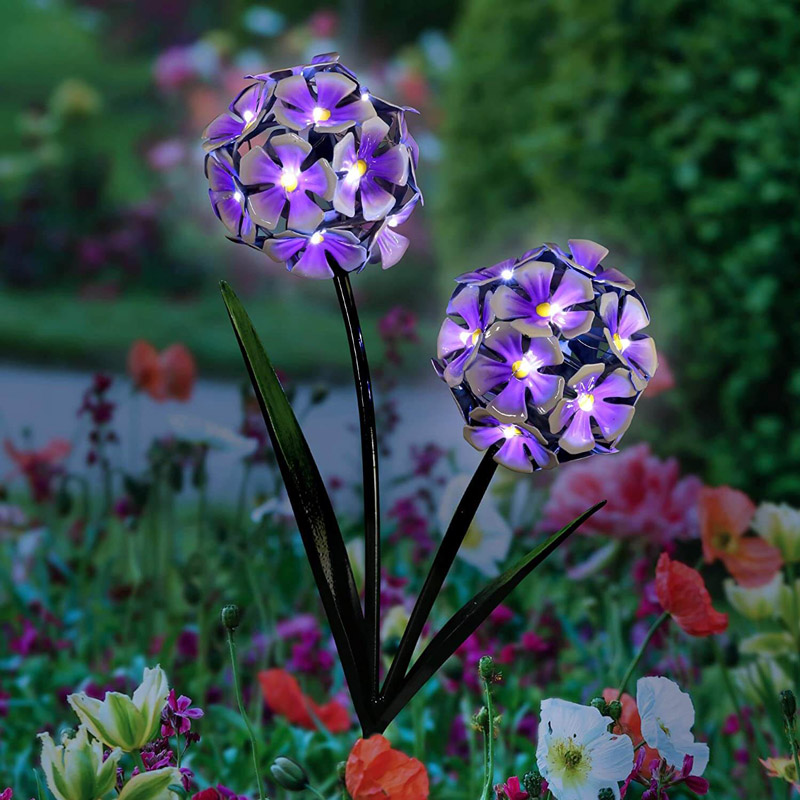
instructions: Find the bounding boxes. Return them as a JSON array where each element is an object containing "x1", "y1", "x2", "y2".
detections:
[
  {"x1": 435, "y1": 240, "x2": 658, "y2": 472},
  {"x1": 202, "y1": 53, "x2": 422, "y2": 280}
]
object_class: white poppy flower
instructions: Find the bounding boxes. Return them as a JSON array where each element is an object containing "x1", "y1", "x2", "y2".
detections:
[
  {"x1": 724, "y1": 573, "x2": 783, "y2": 621},
  {"x1": 752, "y1": 501, "x2": 800, "y2": 562},
  {"x1": 536, "y1": 698, "x2": 634, "y2": 800},
  {"x1": 636, "y1": 677, "x2": 709, "y2": 775},
  {"x1": 437, "y1": 474, "x2": 513, "y2": 577}
]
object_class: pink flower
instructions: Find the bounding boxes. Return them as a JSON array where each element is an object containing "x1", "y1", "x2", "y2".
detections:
[
  {"x1": 161, "y1": 689, "x2": 204, "y2": 737},
  {"x1": 538, "y1": 443, "x2": 701, "y2": 542},
  {"x1": 496, "y1": 776, "x2": 529, "y2": 799},
  {"x1": 1, "y1": 789, "x2": 12, "y2": 800}
]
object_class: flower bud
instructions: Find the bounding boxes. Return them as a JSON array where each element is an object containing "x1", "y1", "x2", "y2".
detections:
[
  {"x1": 473, "y1": 706, "x2": 490, "y2": 732},
  {"x1": 336, "y1": 761, "x2": 347, "y2": 782},
  {"x1": 590, "y1": 697, "x2": 609, "y2": 716},
  {"x1": 781, "y1": 689, "x2": 797, "y2": 723},
  {"x1": 68, "y1": 666, "x2": 169, "y2": 751},
  {"x1": 478, "y1": 655, "x2": 498, "y2": 682},
  {"x1": 521, "y1": 768, "x2": 543, "y2": 798},
  {"x1": 597, "y1": 789, "x2": 615, "y2": 800},
  {"x1": 220, "y1": 604, "x2": 241, "y2": 631},
  {"x1": 39, "y1": 726, "x2": 120, "y2": 800},
  {"x1": 117, "y1": 767, "x2": 183, "y2": 800},
  {"x1": 606, "y1": 700, "x2": 623, "y2": 723},
  {"x1": 270, "y1": 757, "x2": 310, "y2": 791}
]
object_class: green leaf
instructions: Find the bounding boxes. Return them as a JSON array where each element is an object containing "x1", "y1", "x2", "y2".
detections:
[
  {"x1": 220, "y1": 281, "x2": 373, "y2": 731},
  {"x1": 378, "y1": 501, "x2": 606, "y2": 727}
]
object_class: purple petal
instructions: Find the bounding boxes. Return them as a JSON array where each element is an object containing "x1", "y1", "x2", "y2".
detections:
[
  {"x1": 593, "y1": 370, "x2": 635, "y2": 401},
  {"x1": 374, "y1": 224, "x2": 409, "y2": 269},
  {"x1": 594, "y1": 401, "x2": 635, "y2": 441},
  {"x1": 248, "y1": 185, "x2": 286, "y2": 229},
  {"x1": 525, "y1": 336, "x2": 563, "y2": 368},
  {"x1": 551, "y1": 268, "x2": 593, "y2": 309},
  {"x1": 559, "y1": 409, "x2": 595, "y2": 454},
  {"x1": 617, "y1": 295, "x2": 650, "y2": 339},
  {"x1": 617, "y1": 336, "x2": 658, "y2": 379},
  {"x1": 326, "y1": 98, "x2": 376, "y2": 132},
  {"x1": 515, "y1": 261, "x2": 554, "y2": 306},
  {"x1": 206, "y1": 155, "x2": 236, "y2": 192},
  {"x1": 490, "y1": 378, "x2": 527, "y2": 417},
  {"x1": 358, "y1": 117, "x2": 390, "y2": 159},
  {"x1": 599, "y1": 292, "x2": 620, "y2": 334},
  {"x1": 446, "y1": 286, "x2": 482, "y2": 331},
  {"x1": 466, "y1": 356, "x2": 511, "y2": 396},
  {"x1": 464, "y1": 424, "x2": 504, "y2": 451},
  {"x1": 299, "y1": 160, "x2": 335, "y2": 199},
  {"x1": 370, "y1": 146, "x2": 409, "y2": 185},
  {"x1": 557, "y1": 309, "x2": 594, "y2": 339},
  {"x1": 315, "y1": 71, "x2": 357, "y2": 109},
  {"x1": 273, "y1": 103, "x2": 313, "y2": 130},
  {"x1": 286, "y1": 190, "x2": 324, "y2": 232},
  {"x1": 272, "y1": 135, "x2": 311, "y2": 172},
  {"x1": 275, "y1": 75, "x2": 315, "y2": 113},
  {"x1": 333, "y1": 174, "x2": 358, "y2": 217},
  {"x1": 443, "y1": 346, "x2": 478, "y2": 385},
  {"x1": 595, "y1": 268, "x2": 636, "y2": 290},
  {"x1": 210, "y1": 191, "x2": 243, "y2": 235},
  {"x1": 525, "y1": 371, "x2": 564, "y2": 412},
  {"x1": 332, "y1": 132, "x2": 358, "y2": 172},
  {"x1": 203, "y1": 113, "x2": 244, "y2": 148},
  {"x1": 482, "y1": 325, "x2": 523, "y2": 365},
  {"x1": 239, "y1": 147, "x2": 282, "y2": 186},
  {"x1": 323, "y1": 233, "x2": 367, "y2": 272},
  {"x1": 360, "y1": 177, "x2": 396, "y2": 221},
  {"x1": 568, "y1": 239, "x2": 609, "y2": 272},
  {"x1": 496, "y1": 436, "x2": 536, "y2": 472},
  {"x1": 231, "y1": 83, "x2": 268, "y2": 121},
  {"x1": 387, "y1": 193, "x2": 419, "y2": 227},
  {"x1": 292, "y1": 243, "x2": 334, "y2": 279},
  {"x1": 264, "y1": 235, "x2": 307, "y2": 263}
]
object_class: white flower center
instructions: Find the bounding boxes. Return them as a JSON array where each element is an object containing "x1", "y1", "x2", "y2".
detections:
[
  {"x1": 577, "y1": 392, "x2": 595, "y2": 412},
  {"x1": 310, "y1": 231, "x2": 325, "y2": 245},
  {"x1": 502, "y1": 425, "x2": 521, "y2": 440},
  {"x1": 547, "y1": 738, "x2": 592, "y2": 788},
  {"x1": 346, "y1": 159, "x2": 368, "y2": 183},
  {"x1": 312, "y1": 106, "x2": 331, "y2": 123},
  {"x1": 280, "y1": 169, "x2": 299, "y2": 192},
  {"x1": 613, "y1": 332, "x2": 630, "y2": 352}
]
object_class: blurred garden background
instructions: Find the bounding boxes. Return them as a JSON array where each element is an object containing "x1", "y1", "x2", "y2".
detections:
[{"x1": 2, "y1": 0, "x2": 800, "y2": 797}]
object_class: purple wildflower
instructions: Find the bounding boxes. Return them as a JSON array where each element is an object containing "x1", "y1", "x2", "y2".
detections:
[
  {"x1": 491, "y1": 259, "x2": 595, "y2": 339},
  {"x1": 239, "y1": 133, "x2": 335, "y2": 233},
  {"x1": 372, "y1": 193, "x2": 420, "y2": 269},
  {"x1": 263, "y1": 228, "x2": 366, "y2": 279},
  {"x1": 465, "y1": 324, "x2": 564, "y2": 417},
  {"x1": 436, "y1": 285, "x2": 494, "y2": 386},
  {"x1": 203, "y1": 82, "x2": 271, "y2": 151},
  {"x1": 206, "y1": 152, "x2": 253, "y2": 241},
  {"x1": 161, "y1": 689, "x2": 204, "y2": 737},
  {"x1": 464, "y1": 409, "x2": 556, "y2": 472},
  {"x1": 273, "y1": 71, "x2": 375, "y2": 134},
  {"x1": 549, "y1": 364, "x2": 636, "y2": 454},
  {"x1": 332, "y1": 117, "x2": 409, "y2": 220}
]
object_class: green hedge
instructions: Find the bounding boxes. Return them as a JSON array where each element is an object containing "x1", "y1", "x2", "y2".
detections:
[{"x1": 439, "y1": 0, "x2": 800, "y2": 500}]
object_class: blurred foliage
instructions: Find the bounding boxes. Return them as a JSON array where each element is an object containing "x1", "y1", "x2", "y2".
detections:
[{"x1": 440, "y1": 0, "x2": 800, "y2": 500}]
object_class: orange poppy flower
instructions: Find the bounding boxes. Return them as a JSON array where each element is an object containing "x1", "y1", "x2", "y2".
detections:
[
  {"x1": 127, "y1": 340, "x2": 196, "y2": 402},
  {"x1": 603, "y1": 688, "x2": 660, "y2": 778},
  {"x1": 345, "y1": 735, "x2": 429, "y2": 800},
  {"x1": 699, "y1": 486, "x2": 783, "y2": 587},
  {"x1": 258, "y1": 669, "x2": 350, "y2": 733},
  {"x1": 655, "y1": 552, "x2": 728, "y2": 637}
]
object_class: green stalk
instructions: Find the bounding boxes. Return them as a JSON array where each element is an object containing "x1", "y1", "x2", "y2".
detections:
[
  {"x1": 226, "y1": 626, "x2": 267, "y2": 800},
  {"x1": 617, "y1": 611, "x2": 669, "y2": 697},
  {"x1": 479, "y1": 669, "x2": 497, "y2": 800}
]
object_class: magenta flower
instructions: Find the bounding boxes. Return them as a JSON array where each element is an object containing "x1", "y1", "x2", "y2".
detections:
[
  {"x1": 464, "y1": 409, "x2": 557, "y2": 472},
  {"x1": 332, "y1": 117, "x2": 409, "y2": 221},
  {"x1": 239, "y1": 133, "x2": 335, "y2": 233},
  {"x1": 160, "y1": 689, "x2": 204, "y2": 737},
  {"x1": 549, "y1": 364, "x2": 636, "y2": 454},
  {"x1": 273, "y1": 71, "x2": 375, "y2": 133},
  {"x1": 0, "y1": 789, "x2": 12, "y2": 800},
  {"x1": 495, "y1": 776, "x2": 529, "y2": 800},
  {"x1": 492, "y1": 260, "x2": 595, "y2": 339},
  {"x1": 202, "y1": 82, "x2": 271, "y2": 151},
  {"x1": 206, "y1": 152, "x2": 253, "y2": 241},
  {"x1": 599, "y1": 292, "x2": 658, "y2": 388},
  {"x1": 263, "y1": 228, "x2": 367, "y2": 279},
  {"x1": 466, "y1": 324, "x2": 564, "y2": 417},
  {"x1": 436, "y1": 285, "x2": 493, "y2": 386}
]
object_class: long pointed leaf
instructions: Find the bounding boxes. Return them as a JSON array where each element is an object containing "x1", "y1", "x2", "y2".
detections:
[
  {"x1": 220, "y1": 281, "x2": 374, "y2": 731},
  {"x1": 378, "y1": 500, "x2": 606, "y2": 728}
]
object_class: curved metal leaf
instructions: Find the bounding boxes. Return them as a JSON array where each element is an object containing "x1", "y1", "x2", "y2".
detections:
[
  {"x1": 377, "y1": 500, "x2": 606, "y2": 728},
  {"x1": 220, "y1": 281, "x2": 374, "y2": 730}
]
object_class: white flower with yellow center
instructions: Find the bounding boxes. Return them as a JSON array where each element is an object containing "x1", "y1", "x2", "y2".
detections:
[
  {"x1": 437, "y1": 474, "x2": 513, "y2": 577},
  {"x1": 536, "y1": 698, "x2": 633, "y2": 800},
  {"x1": 637, "y1": 677, "x2": 709, "y2": 775},
  {"x1": 753, "y1": 501, "x2": 800, "y2": 562},
  {"x1": 68, "y1": 666, "x2": 169, "y2": 752}
]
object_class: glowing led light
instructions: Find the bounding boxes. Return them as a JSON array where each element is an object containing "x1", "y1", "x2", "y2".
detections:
[
  {"x1": 361, "y1": 91, "x2": 370, "y2": 101},
  {"x1": 502, "y1": 425, "x2": 521, "y2": 439},
  {"x1": 387, "y1": 217, "x2": 399, "y2": 228},
  {"x1": 501, "y1": 268, "x2": 514, "y2": 280},
  {"x1": 613, "y1": 332, "x2": 630, "y2": 352},
  {"x1": 346, "y1": 159, "x2": 368, "y2": 183},
  {"x1": 536, "y1": 302, "x2": 562, "y2": 319},
  {"x1": 242, "y1": 109, "x2": 255, "y2": 123},
  {"x1": 233, "y1": 191, "x2": 243, "y2": 204},
  {"x1": 280, "y1": 169, "x2": 299, "y2": 192},
  {"x1": 577, "y1": 392, "x2": 595, "y2": 412},
  {"x1": 312, "y1": 106, "x2": 331, "y2": 123},
  {"x1": 310, "y1": 231, "x2": 325, "y2": 245}
]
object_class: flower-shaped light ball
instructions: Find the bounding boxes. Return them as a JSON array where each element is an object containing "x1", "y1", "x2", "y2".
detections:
[
  {"x1": 202, "y1": 53, "x2": 422, "y2": 280},
  {"x1": 434, "y1": 240, "x2": 657, "y2": 473}
]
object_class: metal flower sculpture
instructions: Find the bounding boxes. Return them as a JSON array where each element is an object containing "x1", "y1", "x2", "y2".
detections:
[
  {"x1": 435, "y1": 240, "x2": 657, "y2": 471},
  {"x1": 206, "y1": 57, "x2": 634, "y2": 737},
  {"x1": 203, "y1": 53, "x2": 422, "y2": 279}
]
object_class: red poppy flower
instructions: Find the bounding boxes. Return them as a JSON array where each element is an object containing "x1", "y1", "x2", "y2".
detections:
[
  {"x1": 699, "y1": 486, "x2": 783, "y2": 587},
  {"x1": 345, "y1": 735, "x2": 429, "y2": 800},
  {"x1": 127, "y1": 340, "x2": 196, "y2": 402},
  {"x1": 4, "y1": 438, "x2": 71, "y2": 503},
  {"x1": 655, "y1": 552, "x2": 728, "y2": 636},
  {"x1": 258, "y1": 669, "x2": 350, "y2": 733},
  {"x1": 603, "y1": 688, "x2": 660, "y2": 778}
]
